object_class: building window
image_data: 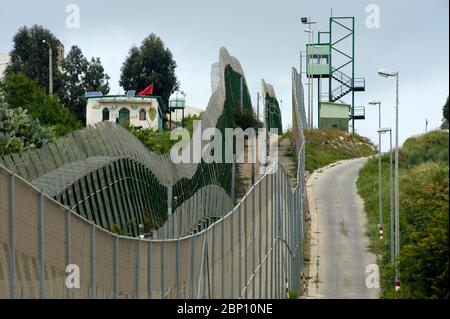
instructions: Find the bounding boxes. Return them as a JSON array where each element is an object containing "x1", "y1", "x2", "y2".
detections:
[
  {"x1": 102, "y1": 108, "x2": 110, "y2": 121},
  {"x1": 139, "y1": 108, "x2": 147, "y2": 121}
]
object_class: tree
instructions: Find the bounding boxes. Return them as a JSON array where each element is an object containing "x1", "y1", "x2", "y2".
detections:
[
  {"x1": 120, "y1": 33, "x2": 178, "y2": 104},
  {"x1": 1, "y1": 73, "x2": 81, "y2": 137},
  {"x1": 85, "y1": 57, "x2": 110, "y2": 94},
  {"x1": 442, "y1": 96, "x2": 449, "y2": 129},
  {"x1": 62, "y1": 46, "x2": 88, "y2": 123},
  {"x1": 62, "y1": 46, "x2": 110, "y2": 124},
  {"x1": 5, "y1": 25, "x2": 64, "y2": 97}
]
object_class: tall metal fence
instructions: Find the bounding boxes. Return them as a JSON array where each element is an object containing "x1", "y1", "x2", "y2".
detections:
[
  {"x1": 0, "y1": 48, "x2": 307, "y2": 299},
  {"x1": 0, "y1": 155, "x2": 304, "y2": 298}
]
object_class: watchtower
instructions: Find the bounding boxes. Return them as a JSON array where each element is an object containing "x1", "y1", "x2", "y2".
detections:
[{"x1": 305, "y1": 16, "x2": 366, "y2": 133}]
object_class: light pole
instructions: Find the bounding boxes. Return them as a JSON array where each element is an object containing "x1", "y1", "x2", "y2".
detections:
[
  {"x1": 42, "y1": 40, "x2": 53, "y2": 95},
  {"x1": 378, "y1": 127, "x2": 394, "y2": 262},
  {"x1": 378, "y1": 69, "x2": 400, "y2": 291},
  {"x1": 369, "y1": 101, "x2": 383, "y2": 239},
  {"x1": 302, "y1": 17, "x2": 316, "y2": 129},
  {"x1": 304, "y1": 29, "x2": 313, "y2": 128}
]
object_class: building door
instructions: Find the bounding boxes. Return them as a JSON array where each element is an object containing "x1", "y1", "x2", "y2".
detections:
[{"x1": 118, "y1": 108, "x2": 130, "y2": 126}]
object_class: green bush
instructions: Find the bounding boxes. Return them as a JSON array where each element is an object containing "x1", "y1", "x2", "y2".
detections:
[
  {"x1": 357, "y1": 131, "x2": 449, "y2": 299},
  {"x1": 0, "y1": 102, "x2": 53, "y2": 155},
  {"x1": 1, "y1": 73, "x2": 82, "y2": 138}
]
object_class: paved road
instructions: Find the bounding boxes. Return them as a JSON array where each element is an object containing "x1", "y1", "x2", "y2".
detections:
[{"x1": 307, "y1": 158, "x2": 378, "y2": 299}]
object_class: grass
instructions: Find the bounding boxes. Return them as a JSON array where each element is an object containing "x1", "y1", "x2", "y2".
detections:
[
  {"x1": 128, "y1": 114, "x2": 201, "y2": 154},
  {"x1": 304, "y1": 128, "x2": 376, "y2": 172},
  {"x1": 357, "y1": 130, "x2": 449, "y2": 299}
]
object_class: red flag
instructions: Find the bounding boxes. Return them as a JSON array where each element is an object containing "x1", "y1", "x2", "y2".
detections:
[{"x1": 138, "y1": 84, "x2": 154, "y2": 96}]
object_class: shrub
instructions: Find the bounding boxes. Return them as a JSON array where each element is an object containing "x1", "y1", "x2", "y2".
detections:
[
  {"x1": 0, "y1": 102, "x2": 53, "y2": 155},
  {"x1": 1, "y1": 73, "x2": 82, "y2": 138}
]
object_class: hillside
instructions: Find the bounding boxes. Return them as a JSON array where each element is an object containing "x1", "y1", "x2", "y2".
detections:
[
  {"x1": 303, "y1": 128, "x2": 376, "y2": 173},
  {"x1": 357, "y1": 130, "x2": 449, "y2": 299}
]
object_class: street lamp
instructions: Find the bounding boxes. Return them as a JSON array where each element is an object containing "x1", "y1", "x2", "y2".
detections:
[
  {"x1": 302, "y1": 17, "x2": 316, "y2": 129},
  {"x1": 304, "y1": 29, "x2": 314, "y2": 129},
  {"x1": 378, "y1": 69, "x2": 400, "y2": 292},
  {"x1": 369, "y1": 101, "x2": 383, "y2": 239},
  {"x1": 378, "y1": 127, "x2": 394, "y2": 263},
  {"x1": 42, "y1": 40, "x2": 53, "y2": 95}
]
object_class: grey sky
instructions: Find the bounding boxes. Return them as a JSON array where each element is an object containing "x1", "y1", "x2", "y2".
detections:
[{"x1": 1, "y1": 0, "x2": 448, "y2": 150}]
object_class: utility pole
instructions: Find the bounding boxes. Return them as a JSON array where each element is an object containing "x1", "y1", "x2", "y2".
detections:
[
  {"x1": 378, "y1": 69, "x2": 400, "y2": 291},
  {"x1": 42, "y1": 40, "x2": 53, "y2": 95},
  {"x1": 425, "y1": 118, "x2": 428, "y2": 133},
  {"x1": 394, "y1": 72, "x2": 400, "y2": 292},
  {"x1": 379, "y1": 128, "x2": 394, "y2": 260},
  {"x1": 302, "y1": 17, "x2": 317, "y2": 129},
  {"x1": 370, "y1": 101, "x2": 383, "y2": 238}
]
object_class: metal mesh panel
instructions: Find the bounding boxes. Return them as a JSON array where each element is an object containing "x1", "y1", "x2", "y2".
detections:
[
  {"x1": 43, "y1": 197, "x2": 66, "y2": 298},
  {"x1": 177, "y1": 237, "x2": 190, "y2": 298},
  {"x1": 70, "y1": 214, "x2": 91, "y2": 298},
  {"x1": 94, "y1": 228, "x2": 114, "y2": 298},
  {"x1": 118, "y1": 238, "x2": 137, "y2": 298},
  {"x1": 161, "y1": 240, "x2": 177, "y2": 298},
  {"x1": 10, "y1": 178, "x2": 40, "y2": 298},
  {"x1": 148, "y1": 240, "x2": 161, "y2": 298}
]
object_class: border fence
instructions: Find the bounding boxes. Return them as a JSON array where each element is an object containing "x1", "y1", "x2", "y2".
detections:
[{"x1": 0, "y1": 48, "x2": 307, "y2": 299}]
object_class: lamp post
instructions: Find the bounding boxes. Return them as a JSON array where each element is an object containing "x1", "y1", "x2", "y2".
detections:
[
  {"x1": 302, "y1": 17, "x2": 316, "y2": 129},
  {"x1": 378, "y1": 127, "x2": 394, "y2": 262},
  {"x1": 304, "y1": 29, "x2": 316, "y2": 129},
  {"x1": 369, "y1": 101, "x2": 383, "y2": 239},
  {"x1": 42, "y1": 40, "x2": 53, "y2": 95},
  {"x1": 378, "y1": 69, "x2": 400, "y2": 291}
]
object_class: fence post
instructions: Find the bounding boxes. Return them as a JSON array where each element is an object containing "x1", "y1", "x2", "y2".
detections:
[
  {"x1": 276, "y1": 168, "x2": 281, "y2": 299},
  {"x1": 8, "y1": 173, "x2": 15, "y2": 299},
  {"x1": 211, "y1": 222, "x2": 216, "y2": 299},
  {"x1": 38, "y1": 192, "x2": 45, "y2": 299},
  {"x1": 259, "y1": 179, "x2": 263, "y2": 299},
  {"x1": 230, "y1": 212, "x2": 234, "y2": 298},
  {"x1": 160, "y1": 241, "x2": 164, "y2": 299},
  {"x1": 243, "y1": 198, "x2": 247, "y2": 299},
  {"x1": 265, "y1": 175, "x2": 269, "y2": 299},
  {"x1": 90, "y1": 224, "x2": 96, "y2": 299},
  {"x1": 270, "y1": 173, "x2": 274, "y2": 299},
  {"x1": 136, "y1": 239, "x2": 141, "y2": 298},
  {"x1": 176, "y1": 239, "x2": 180, "y2": 299},
  {"x1": 252, "y1": 185, "x2": 256, "y2": 298},
  {"x1": 114, "y1": 235, "x2": 119, "y2": 299},
  {"x1": 65, "y1": 209, "x2": 72, "y2": 299},
  {"x1": 147, "y1": 241, "x2": 152, "y2": 299},
  {"x1": 221, "y1": 217, "x2": 225, "y2": 299},
  {"x1": 190, "y1": 235, "x2": 195, "y2": 298},
  {"x1": 238, "y1": 205, "x2": 242, "y2": 298}
]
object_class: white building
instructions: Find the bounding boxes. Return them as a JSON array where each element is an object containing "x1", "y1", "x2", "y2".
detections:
[
  {"x1": 86, "y1": 93, "x2": 164, "y2": 131},
  {"x1": 0, "y1": 53, "x2": 11, "y2": 80}
]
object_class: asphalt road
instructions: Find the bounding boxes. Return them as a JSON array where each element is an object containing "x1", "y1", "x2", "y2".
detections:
[{"x1": 307, "y1": 158, "x2": 378, "y2": 299}]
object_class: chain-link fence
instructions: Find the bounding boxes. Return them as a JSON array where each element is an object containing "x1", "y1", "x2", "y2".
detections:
[
  {"x1": 0, "y1": 48, "x2": 307, "y2": 299},
  {"x1": 0, "y1": 154, "x2": 305, "y2": 298}
]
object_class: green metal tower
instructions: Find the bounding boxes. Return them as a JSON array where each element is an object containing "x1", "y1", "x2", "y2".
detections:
[{"x1": 305, "y1": 15, "x2": 366, "y2": 133}]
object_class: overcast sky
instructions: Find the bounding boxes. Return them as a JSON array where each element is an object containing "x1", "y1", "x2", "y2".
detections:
[{"x1": 1, "y1": 0, "x2": 448, "y2": 149}]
